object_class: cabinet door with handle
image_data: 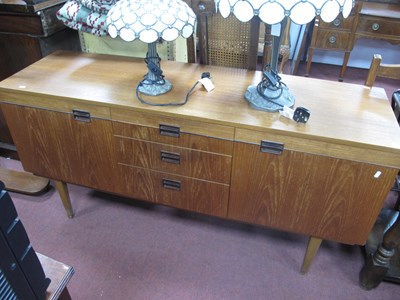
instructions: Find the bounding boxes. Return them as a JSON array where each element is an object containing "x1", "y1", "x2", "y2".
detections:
[
  {"x1": 1, "y1": 104, "x2": 118, "y2": 192},
  {"x1": 228, "y1": 141, "x2": 397, "y2": 245}
]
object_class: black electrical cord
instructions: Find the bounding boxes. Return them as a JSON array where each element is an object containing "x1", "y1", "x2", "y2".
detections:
[
  {"x1": 136, "y1": 79, "x2": 201, "y2": 107},
  {"x1": 256, "y1": 65, "x2": 287, "y2": 108}
]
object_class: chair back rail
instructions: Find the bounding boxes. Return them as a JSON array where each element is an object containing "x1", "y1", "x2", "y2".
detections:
[{"x1": 365, "y1": 54, "x2": 400, "y2": 87}]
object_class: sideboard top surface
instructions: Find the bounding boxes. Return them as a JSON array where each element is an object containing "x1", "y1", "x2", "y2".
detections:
[
  {"x1": 0, "y1": 51, "x2": 399, "y2": 164},
  {"x1": 360, "y1": 2, "x2": 400, "y2": 18}
]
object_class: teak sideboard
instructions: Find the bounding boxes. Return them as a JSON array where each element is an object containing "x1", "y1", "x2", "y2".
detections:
[{"x1": 1, "y1": 51, "x2": 400, "y2": 273}]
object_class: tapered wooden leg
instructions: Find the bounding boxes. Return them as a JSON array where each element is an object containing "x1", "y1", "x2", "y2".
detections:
[
  {"x1": 339, "y1": 51, "x2": 351, "y2": 82},
  {"x1": 54, "y1": 180, "x2": 74, "y2": 218},
  {"x1": 305, "y1": 48, "x2": 314, "y2": 77},
  {"x1": 301, "y1": 236, "x2": 322, "y2": 274}
]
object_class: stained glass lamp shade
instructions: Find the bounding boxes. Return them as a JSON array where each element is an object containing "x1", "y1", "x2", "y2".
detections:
[
  {"x1": 215, "y1": 0, "x2": 354, "y2": 112},
  {"x1": 106, "y1": 0, "x2": 196, "y2": 96}
]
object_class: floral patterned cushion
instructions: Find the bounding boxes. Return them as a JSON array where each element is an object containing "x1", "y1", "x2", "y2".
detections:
[{"x1": 56, "y1": 0, "x2": 119, "y2": 36}]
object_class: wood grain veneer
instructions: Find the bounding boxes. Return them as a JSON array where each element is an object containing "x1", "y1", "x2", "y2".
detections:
[
  {"x1": 318, "y1": 15, "x2": 355, "y2": 30},
  {"x1": 357, "y1": 16, "x2": 400, "y2": 37},
  {"x1": 311, "y1": 30, "x2": 352, "y2": 51},
  {"x1": 113, "y1": 121, "x2": 233, "y2": 155},
  {"x1": 1, "y1": 104, "x2": 118, "y2": 192},
  {"x1": 117, "y1": 164, "x2": 229, "y2": 218},
  {"x1": 0, "y1": 168, "x2": 49, "y2": 194},
  {"x1": 116, "y1": 137, "x2": 232, "y2": 184},
  {"x1": 0, "y1": 51, "x2": 398, "y2": 167},
  {"x1": 111, "y1": 108, "x2": 235, "y2": 141},
  {"x1": 229, "y1": 142, "x2": 398, "y2": 244},
  {"x1": 0, "y1": 51, "x2": 400, "y2": 271},
  {"x1": 235, "y1": 128, "x2": 400, "y2": 169}
]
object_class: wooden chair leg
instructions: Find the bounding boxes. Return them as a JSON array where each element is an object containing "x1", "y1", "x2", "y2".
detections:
[
  {"x1": 301, "y1": 236, "x2": 322, "y2": 274},
  {"x1": 54, "y1": 180, "x2": 74, "y2": 218},
  {"x1": 359, "y1": 212, "x2": 400, "y2": 290},
  {"x1": 305, "y1": 48, "x2": 314, "y2": 77},
  {"x1": 339, "y1": 51, "x2": 351, "y2": 82}
]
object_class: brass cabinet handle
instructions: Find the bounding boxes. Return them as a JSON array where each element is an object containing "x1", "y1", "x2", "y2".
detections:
[
  {"x1": 333, "y1": 19, "x2": 341, "y2": 27},
  {"x1": 328, "y1": 36, "x2": 337, "y2": 44},
  {"x1": 260, "y1": 140, "x2": 284, "y2": 155},
  {"x1": 162, "y1": 179, "x2": 181, "y2": 191},
  {"x1": 160, "y1": 151, "x2": 181, "y2": 164},
  {"x1": 371, "y1": 23, "x2": 380, "y2": 31}
]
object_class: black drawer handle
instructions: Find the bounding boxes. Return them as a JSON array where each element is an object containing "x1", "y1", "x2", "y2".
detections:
[
  {"x1": 72, "y1": 109, "x2": 91, "y2": 122},
  {"x1": 260, "y1": 140, "x2": 284, "y2": 155},
  {"x1": 162, "y1": 179, "x2": 181, "y2": 191},
  {"x1": 159, "y1": 124, "x2": 180, "y2": 138},
  {"x1": 160, "y1": 151, "x2": 181, "y2": 164}
]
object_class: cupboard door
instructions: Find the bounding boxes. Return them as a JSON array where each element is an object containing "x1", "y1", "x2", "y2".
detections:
[
  {"x1": 228, "y1": 142, "x2": 397, "y2": 244},
  {"x1": 1, "y1": 104, "x2": 118, "y2": 192}
]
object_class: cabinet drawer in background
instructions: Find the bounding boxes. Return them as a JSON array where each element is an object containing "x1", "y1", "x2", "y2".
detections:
[
  {"x1": 0, "y1": 5, "x2": 64, "y2": 36},
  {"x1": 312, "y1": 30, "x2": 351, "y2": 50},
  {"x1": 318, "y1": 15, "x2": 355, "y2": 31},
  {"x1": 113, "y1": 121, "x2": 233, "y2": 155},
  {"x1": 117, "y1": 164, "x2": 229, "y2": 218},
  {"x1": 116, "y1": 137, "x2": 232, "y2": 184},
  {"x1": 357, "y1": 16, "x2": 400, "y2": 38}
]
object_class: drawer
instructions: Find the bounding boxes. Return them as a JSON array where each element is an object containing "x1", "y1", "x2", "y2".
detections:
[
  {"x1": 116, "y1": 137, "x2": 232, "y2": 184},
  {"x1": 113, "y1": 121, "x2": 233, "y2": 155},
  {"x1": 0, "y1": 5, "x2": 65, "y2": 36},
  {"x1": 318, "y1": 15, "x2": 355, "y2": 31},
  {"x1": 234, "y1": 128, "x2": 400, "y2": 167},
  {"x1": 1, "y1": 95, "x2": 111, "y2": 119},
  {"x1": 357, "y1": 16, "x2": 400, "y2": 37},
  {"x1": 111, "y1": 108, "x2": 235, "y2": 141},
  {"x1": 312, "y1": 29, "x2": 352, "y2": 50},
  {"x1": 117, "y1": 164, "x2": 229, "y2": 218}
]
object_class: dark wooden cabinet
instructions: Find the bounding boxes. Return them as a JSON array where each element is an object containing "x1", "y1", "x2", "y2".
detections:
[
  {"x1": 0, "y1": 0, "x2": 80, "y2": 145},
  {"x1": 0, "y1": 0, "x2": 80, "y2": 82},
  {"x1": 306, "y1": 1, "x2": 400, "y2": 81}
]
